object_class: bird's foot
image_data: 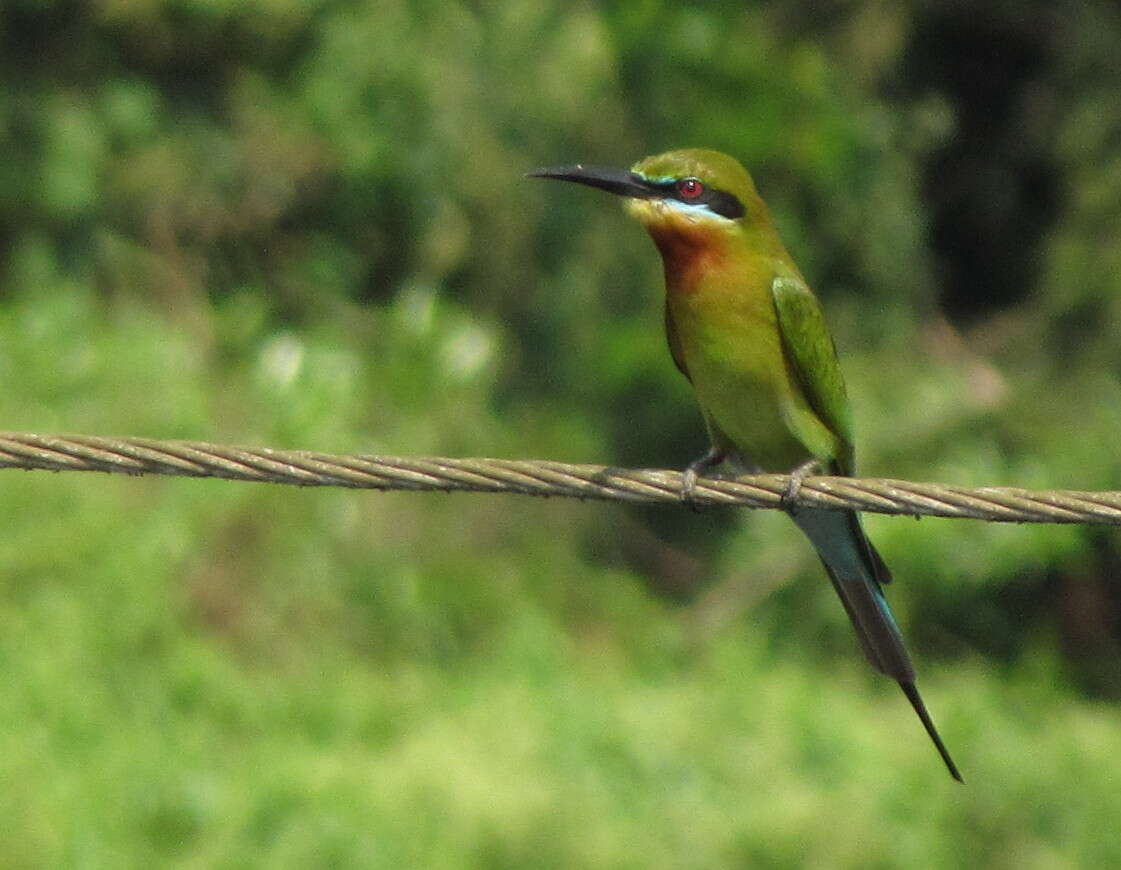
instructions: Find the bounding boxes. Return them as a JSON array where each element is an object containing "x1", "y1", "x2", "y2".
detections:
[
  {"x1": 781, "y1": 459, "x2": 823, "y2": 514},
  {"x1": 681, "y1": 446, "x2": 727, "y2": 511}
]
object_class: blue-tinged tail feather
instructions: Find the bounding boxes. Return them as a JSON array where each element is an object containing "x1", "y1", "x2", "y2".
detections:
[
  {"x1": 900, "y1": 681, "x2": 964, "y2": 782},
  {"x1": 791, "y1": 507, "x2": 961, "y2": 781}
]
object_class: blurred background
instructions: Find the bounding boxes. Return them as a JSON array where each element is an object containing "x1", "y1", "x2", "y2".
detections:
[{"x1": 2, "y1": 0, "x2": 1121, "y2": 866}]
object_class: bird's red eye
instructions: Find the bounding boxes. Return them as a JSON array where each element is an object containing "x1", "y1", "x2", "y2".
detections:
[{"x1": 677, "y1": 178, "x2": 704, "y2": 199}]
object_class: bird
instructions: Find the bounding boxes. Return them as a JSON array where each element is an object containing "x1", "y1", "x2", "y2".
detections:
[{"x1": 529, "y1": 148, "x2": 961, "y2": 781}]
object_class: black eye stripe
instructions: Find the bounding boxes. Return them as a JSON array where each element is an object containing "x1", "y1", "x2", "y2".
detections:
[
  {"x1": 650, "y1": 179, "x2": 745, "y2": 220},
  {"x1": 704, "y1": 190, "x2": 745, "y2": 220}
]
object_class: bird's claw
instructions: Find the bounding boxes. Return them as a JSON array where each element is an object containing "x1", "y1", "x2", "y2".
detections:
[
  {"x1": 781, "y1": 459, "x2": 823, "y2": 513},
  {"x1": 681, "y1": 447, "x2": 726, "y2": 511}
]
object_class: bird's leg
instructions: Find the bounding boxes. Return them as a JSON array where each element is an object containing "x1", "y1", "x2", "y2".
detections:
[
  {"x1": 681, "y1": 446, "x2": 727, "y2": 509},
  {"x1": 781, "y1": 458, "x2": 824, "y2": 513}
]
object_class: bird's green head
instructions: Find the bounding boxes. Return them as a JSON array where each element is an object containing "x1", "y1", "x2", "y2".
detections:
[{"x1": 529, "y1": 149, "x2": 770, "y2": 248}]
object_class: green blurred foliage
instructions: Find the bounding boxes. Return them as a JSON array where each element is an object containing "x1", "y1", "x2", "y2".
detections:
[{"x1": 2, "y1": 0, "x2": 1121, "y2": 866}]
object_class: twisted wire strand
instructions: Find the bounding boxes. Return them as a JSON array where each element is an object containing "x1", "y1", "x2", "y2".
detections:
[{"x1": 1, "y1": 431, "x2": 1119, "y2": 525}]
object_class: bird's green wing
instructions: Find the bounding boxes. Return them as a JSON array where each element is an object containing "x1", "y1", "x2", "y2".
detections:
[
  {"x1": 770, "y1": 276, "x2": 855, "y2": 474},
  {"x1": 663, "y1": 299, "x2": 691, "y2": 381}
]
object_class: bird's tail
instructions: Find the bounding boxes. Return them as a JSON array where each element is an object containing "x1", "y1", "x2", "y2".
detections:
[{"x1": 791, "y1": 507, "x2": 963, "y2": 782}]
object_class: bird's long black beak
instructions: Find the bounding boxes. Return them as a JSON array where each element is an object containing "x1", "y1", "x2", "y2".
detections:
[{"x1": 526, "y1": 164, "x2": 659, "y2": 199}]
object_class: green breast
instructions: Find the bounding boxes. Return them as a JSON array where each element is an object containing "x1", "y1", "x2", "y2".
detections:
[{"x1": 668, "y1": 268, "x2": 816, "y2": 472}]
